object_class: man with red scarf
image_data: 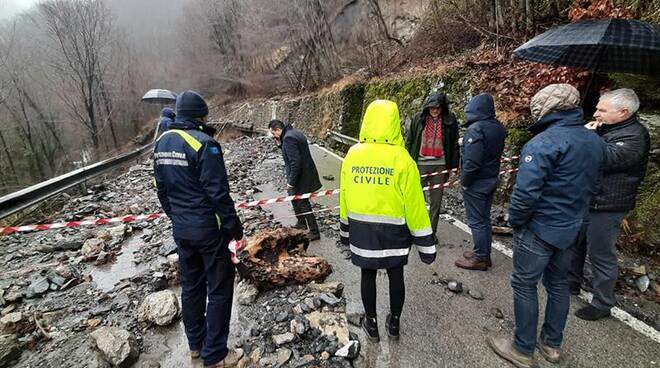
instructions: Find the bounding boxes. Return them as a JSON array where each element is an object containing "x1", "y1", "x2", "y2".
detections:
[{"x1": 406, "y1": 92, "x2": 460, "y2": 241}]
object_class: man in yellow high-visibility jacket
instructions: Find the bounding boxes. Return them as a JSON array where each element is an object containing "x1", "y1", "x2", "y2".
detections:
[{"x1": 339, "y1": 99, "x2": 437, "y2": 342}]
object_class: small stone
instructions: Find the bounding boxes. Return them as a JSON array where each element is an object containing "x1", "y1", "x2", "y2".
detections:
[
  {"x1": 447, "y1": 280, "x2": 463, "y2": 293},
  {"x1": 26, "y1": 276, "x2": 50, "y2": 298},
  {"x1": 319, "y1": 293, "x2": 341, "y2": 306},
  {"x1": 95, "y1": 251, "x2": 109, "y2": 265},
  {"x1": 636, "y1": 275, "x2": 650, "y2": 293},
  {"x1": 97, "y1": 230, "x2": 112, "y2": 241},
  {"x1": 468, "y1": 289, "x2": 484, "y2": 300},
  {"x1": 276, "y1": 348, "x2": 292, "y2": 365},
  {"x1": 141, "y1": 360, "x2": 161, "y2": 368},
  {"x1": 322, "y1": 174, "x2": 335, "y2": 181},
  {"x1": 308, "y1": 282, "x2": 344, "y2": 297},
  {"x1": 136, "y1": 290, "x2": 180, "y2": 326},
  {"x1": 302, "y1": 354, "x2": 315, "y2": 363},
  {"x1": 272, "y1": 332, "x2": 295, "y2": 346},
  {"x1": 236, "y1": 280, "x2": 259, "y2": 305},
  {"x1": 293, "y1": 304, "x2": 304, "y2": 315},
  {"x1": 290, "y1": 318, "x2": 308, "y2": 336},
  {"x1": 0, "y1": 312, "x2": 33, "y2": 334},
  {"x1": 250, "y1": 347, "x2": 263, "y2": 362},
  {"x1": 346, "y1": 312, "x2": 362, "y2": 327},
  {"x1": 81, "y1": 238, "x2": 106, "y2": 258},
  {"x1": 335, "y1": 340, "x2": 360, "y2": 359},
  {"x1": 276, "y1": 311, "x2": 290, "y2": 323},
  {"x1": 49, "y1": 275, "x2": 66, "y2": 287},
  {"x1": 0, "y1": 334, "x2": 21, "y2": 366},
  {"x1": 321, "y1": 351, "x2": 331, "y2": 360},
  {"x1": 631, "y1": 265, "x2": 647, "y2": 276},
  {"x1": 129, "y1": 204, "x2": 142, "y2": 215},
  {"x1": 90, "y1": 326, "x2": 139, "y2": 367},
  {"x1": 1, "y1": 305, "x2": 16, "y2": 316},
  {"x1": 490, "y1": 308, "x2": 504, "y2": 319},
  {"x1": 158, "y1": 238, "x2": 177, "y2": 257}
]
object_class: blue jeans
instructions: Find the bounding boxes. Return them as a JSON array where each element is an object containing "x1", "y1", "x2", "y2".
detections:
[
  {"x1": 176, "y1": 235, "x2": 236, "y2": 366},
  {"x1": 511, "y1": 225, "x2": 572, "y2": 355},
  {"x1": 462, "y1": 178, "x2": 498, "y2": 260}
]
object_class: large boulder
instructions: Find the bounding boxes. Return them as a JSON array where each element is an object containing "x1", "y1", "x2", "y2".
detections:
[
  {"x1": 136, "y1": 290, "x2": 180, "y2": 326},
  {"x1": 0, "y1": 334, "x2": 20, "y2": 367},
  {"x1": 237, "y1": 228, "x2": 332, "y2": 289},
  {"x1": 90, "y1": 327, "x2": 139, "y2": 367}
]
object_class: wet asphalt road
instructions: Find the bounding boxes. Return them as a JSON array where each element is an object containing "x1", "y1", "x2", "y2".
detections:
[{"x1": 303, "y1": 145, "x2": 660, "y2": 368}]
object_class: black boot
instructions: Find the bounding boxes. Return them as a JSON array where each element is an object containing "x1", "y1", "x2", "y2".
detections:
[
  {"x1": 386, "y1": 314, "x2": 400, "y2": 339},
  {"x1": 361, "y1": 316, "x2": 380, "y2": 342},
  {"x1": 575, "y1": 305, "x2": 610, "y2": 321}
]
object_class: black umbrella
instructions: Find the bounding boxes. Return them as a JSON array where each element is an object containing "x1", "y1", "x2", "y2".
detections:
[
  {"x1": 141, "y1": 89, "x2": 177, "y2": 104},
  {"x1": 514, "y1": 18, "x2": 660, "y2": 75}
]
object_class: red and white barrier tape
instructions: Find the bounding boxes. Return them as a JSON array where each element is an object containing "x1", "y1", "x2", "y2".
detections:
[
  {"x1": 419, "y1": 156, "x2": 519, "y2": 178},
  {"x1": 0, "y1": 161, "x2": 521, "y2": 235}
]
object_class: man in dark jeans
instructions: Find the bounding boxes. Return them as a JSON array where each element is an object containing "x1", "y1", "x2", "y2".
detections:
[
  {"x1": 487, "y1": 84, "x2": 604, "y2": 368},
  {"x1": 268, "y1": 120, "x2": 323, "y2": 241},
  {"x1": 405, "y1": 92, "x2": 460, "y2": 241},
  {"x1": 569, "y1": 89, "x2": 650, "y2": 321},
  {"x1": 154, "y1": 91, "x2": 244, "y2": 368},
  {"x1": 455, "y1": 93, "x2": 506, "y2": 271}
]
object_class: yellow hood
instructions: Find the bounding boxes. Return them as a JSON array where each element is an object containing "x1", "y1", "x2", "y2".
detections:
[{"x1": 358, "y1": 100, "x2": 404, "y2": 147}]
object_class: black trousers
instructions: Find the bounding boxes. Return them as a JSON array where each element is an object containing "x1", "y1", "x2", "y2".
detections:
[
  {"x1": 361, "y1": 267, "x2": 405, "y2": 319},
  {"x1": 176, "y1": 235, "x2": 235, "y2": 366},
  {"x1": 289, "y1": 190, "x2": 319, "y2": 233}
]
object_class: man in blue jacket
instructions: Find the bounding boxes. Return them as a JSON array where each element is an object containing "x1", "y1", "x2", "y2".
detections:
[
  {"x1": 154, "y1": 90, "x2": 244, "y2": 368},
  {"x1": 487, "y1": 84, "x2": 604, "y2": 368},
  {"x1": 455, "y1": 93, "x2": 506, "y2": 271}
]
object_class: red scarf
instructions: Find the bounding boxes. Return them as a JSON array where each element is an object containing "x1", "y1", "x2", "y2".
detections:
[{"x1": 420, "y1": 115, "x2": 444, "y2": 157}]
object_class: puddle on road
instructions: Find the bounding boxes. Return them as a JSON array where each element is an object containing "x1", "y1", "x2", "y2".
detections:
[
  {"x1": 88, "y1": 235, "x2": 148, "y2": 292},
  {"x1": 255, "y1": 182, "x2": 297, "y2": 227}
]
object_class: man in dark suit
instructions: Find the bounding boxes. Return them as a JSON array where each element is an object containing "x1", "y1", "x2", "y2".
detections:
[{"x1": 268, "y1": 120, "x2": 323, "y2": 240}]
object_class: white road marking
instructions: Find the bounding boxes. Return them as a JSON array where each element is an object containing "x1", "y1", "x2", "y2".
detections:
[
  {"x1": 314, "y1": 143, "x2": 660, "y2": 344},
  {"x1": 441, "y1": 214, "x2": 660, "y2": 344}
]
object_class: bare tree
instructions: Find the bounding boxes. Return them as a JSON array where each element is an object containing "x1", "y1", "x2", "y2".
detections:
[{"x1": 35, "y1": 0, "x2": 117, "y2": 158}]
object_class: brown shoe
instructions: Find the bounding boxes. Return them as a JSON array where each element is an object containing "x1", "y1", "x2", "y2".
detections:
[
  {"x1": 537, "y1": 339, "x2": 561, "y2": 363},
  {"x1": 463, "y1": 251, "x2": 492, "y2": 267},
  {"x1": 455, "y1": 257, "x2": 489, "y2": 271},
  {"x1": 190, "y1": 350, "x2": 201, "y2": 359},
  {"x1": 205, "y1": 349, "x2": 244, "y2": 368},
  {"x1": 486, "y1": 336, "x2": 536, "y2": 368}
]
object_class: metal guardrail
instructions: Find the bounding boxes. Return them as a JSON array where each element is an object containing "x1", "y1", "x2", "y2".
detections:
[
  {"x1": 329, "y1": 131, "x2": 358, "y2": 146},
  {"x1": 0, "y1": 143, "x2": 153, "y2": 220}
]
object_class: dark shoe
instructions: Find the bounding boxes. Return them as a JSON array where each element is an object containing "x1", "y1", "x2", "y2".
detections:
[
  {"x1": 575, "y1": 305, "x2": 610, "y2": 321},
  {"x1": 536, "y1": 338, "x2": 561, "y2": 363},
  {"x1": 455, "y1": 257, "x2": 489, "y2": 271},
  {"x1": 307, "y1": 231, "x2": 321, "y2": 241},
  {"x1": 204, "y1": 348, "x2": 244, "y2": 367},
  {"x1": 462, "y1": 251, "x2": 492, "y2": 267},
  {"x1": 361, "y1": 316, "x2": 380, "y2": 343},
  {"x1": 486, "y1": 336, "x2": 536, "y2": 368},
  {"x1": 385, "y1": 314, "x2": 400, "y2": 339}
]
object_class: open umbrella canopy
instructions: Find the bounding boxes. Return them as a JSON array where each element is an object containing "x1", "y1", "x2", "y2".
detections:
[
  {"x1": 514, "y1": 18, "x2": 660, "y2": 75},
  {"x1": 141, "y1": 89, "x2": 177, "y2": 104}
]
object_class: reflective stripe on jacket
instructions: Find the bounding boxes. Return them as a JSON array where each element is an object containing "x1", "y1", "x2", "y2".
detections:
[
  {"x1": 340, "y1": 100, "x2": 436, "y2": 269},
  {"x1": 153, "y1": 119, "x2": 241, "y2": 241}
]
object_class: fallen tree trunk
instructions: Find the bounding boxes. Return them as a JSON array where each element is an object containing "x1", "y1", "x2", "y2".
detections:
[{"x1": 237, "y1": 228, "x2": 332, "y2": 289}]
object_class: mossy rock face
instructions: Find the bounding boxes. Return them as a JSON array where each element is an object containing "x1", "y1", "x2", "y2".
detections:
[
  {"x1": 626, "y1": 114, "x2": 660, "y2": 251},
  {"x1": 339, "y1": 83, "x2": 366, "y2": 138}
]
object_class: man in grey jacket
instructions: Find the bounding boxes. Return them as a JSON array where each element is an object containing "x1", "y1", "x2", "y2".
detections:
[{"x1": 569, "y1": 89, "x2": 651, "y2": 321}]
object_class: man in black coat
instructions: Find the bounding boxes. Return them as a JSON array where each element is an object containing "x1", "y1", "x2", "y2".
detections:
[
  {"x1": 405, "y1": 92, "x2": 460, "y2": 241},
  {"x1": 268, "y1": 120, "x2": 323, "y2": 240},
  {"x1": 569, "y1": 88, "x2": 651, "y2": 321}
]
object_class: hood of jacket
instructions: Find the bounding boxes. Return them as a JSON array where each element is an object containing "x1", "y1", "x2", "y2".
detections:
[
  {"x1": 161, "y1": 107, "x2": 175, "y2": 120},
  {"x1": 464, "y1": 93, "x2": 496, "y2": 127},
  {"x1": 422, "y1": 92, "x2": 449, "y2": 115},
  {"x1": 530, "y1": 83, "x2": 580, "y2": 121},
  {"x1": 528, "y1": 107, "x2": 585, "y2": 134},
  {"x1": 359, "y1": 100, "x2": 404, "y2": 147}
]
